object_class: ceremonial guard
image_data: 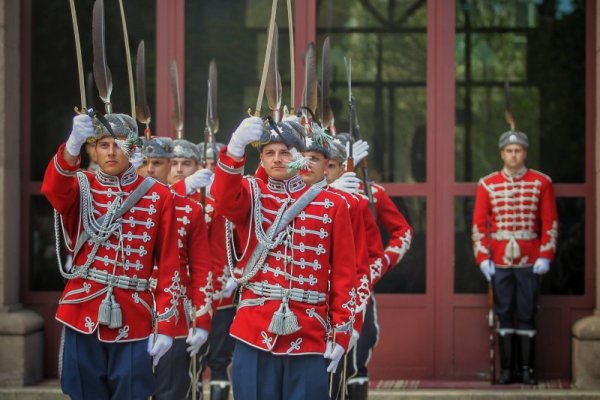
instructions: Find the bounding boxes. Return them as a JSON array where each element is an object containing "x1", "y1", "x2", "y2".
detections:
[
  {"x1": 331, "y1": 131, "x2": 413, "y2": 400},
  {"x1": 211, "y1": 116, "x2": 356, "y2": 400},
  {"x1": 43, "y1": 113, "x2": 179, "y2": 399},
  {"x1": 198, "y1": 142, "x2": 241, "y2": 400},
  {"x1": 472, "y1": 127, "x2": 558, "y2": 385}
]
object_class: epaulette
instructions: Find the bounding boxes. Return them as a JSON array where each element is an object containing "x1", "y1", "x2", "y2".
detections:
[
  {"x1": 478, "y1": 171, "x2": 500, "y2": 185},
  {"x1": 527, "y1": 168, "x2": 553, "y2": 183}
]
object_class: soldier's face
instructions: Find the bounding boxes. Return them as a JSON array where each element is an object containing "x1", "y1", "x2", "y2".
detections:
[
  {"x1": 325, "y1": 160, "x2": 345, "y2": 184},
  {"x1": 146, "y1": 157, "x2": 170, "y2": 184},
  {"x1": 260, "y1": 143, "x2": 294, "y2": 181},
  {"x1": 137, "y1": 158, "x2": 148, "y2": 177},
  {"x1": 302, "y1": 151, "x2": 328, "y2": 185},
  {"x1": 169, "y1": 157, "x2": 198, "y2": 184},
  {"x1": 95, "y1": 137, "x2": 130, "y2": 176},
  {"x1": 501, "y1": 144, "x2": 527, "y2": 170}
]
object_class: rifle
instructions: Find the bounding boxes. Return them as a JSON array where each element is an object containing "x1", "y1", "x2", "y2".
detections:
[{"x1": 344, "y1": 57, "x2": 375, "y2": 216}]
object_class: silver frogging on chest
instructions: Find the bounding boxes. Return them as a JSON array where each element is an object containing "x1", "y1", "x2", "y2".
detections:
[
  {"x1": 225, "y1": 177, "x2": 323, "y2": 335},
  {"x1": 53, "y1": 172, "x2": 128, "y2": 328}
]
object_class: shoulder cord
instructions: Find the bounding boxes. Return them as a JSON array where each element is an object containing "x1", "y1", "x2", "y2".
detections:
[
  {"x1": 225, "y1": 177, "x2": 291, "y2": 285},
  {"x1": 53, "y1": 173, "x2": 123, "y2": 280}
]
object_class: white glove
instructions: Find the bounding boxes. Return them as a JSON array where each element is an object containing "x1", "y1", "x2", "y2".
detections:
[
  {"x1": 205, "y1": 173, "x2": 216, "y2": 196},
  {"x1": 227, "y1": 116, "x2": 264, "y2": 158},
  {"x1": 147, "y1": 333, "x2": 173, "y2": 366},
  {"x1": 330, "y1": 172, "x2": 361, "y2": 194},
  {"x1": 533, "y1": 258, "x2": 550, "y2": 275},
  {"x1": 130, "y1": 147, "x2": 144, "y2": 169},
  {"x1": 348, "y1": 329, "x2": 360, "y2": 351},
  {"x1": 65, "y1": 114, "x2": 95, "y2": 156},
  {"x1": 352, "y1": 140, "x2": 369, "y2": 168},
  {"x1": 479, "y1": 260, "x2": 496, "y2": 282},
  {"x1": 223, "y1": 277, "x2": 238, "y2": 298},
  {"x1": 323, "y1": 341, "x2": 345, "y2": 373},
  {"x1": 186, "y1": 328, "x2": 209, "y2": 356},
  {"x1": 184, "y1": 169, "x2": 213, "y2": 195}
]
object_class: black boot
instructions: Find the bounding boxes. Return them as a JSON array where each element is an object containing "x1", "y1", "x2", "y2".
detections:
[
  {"x1": 497, "y1": 333, "x2": 514, "y2": 384},
  {"x1": 346, "y1": 381, "x2": 368, "y2": 400},
  {"x1": 519, "y1": 335, "x2": 537, "y2": 385},
  {"x1": 209, "y1": 382, "x2": 230, "y2": 400}
]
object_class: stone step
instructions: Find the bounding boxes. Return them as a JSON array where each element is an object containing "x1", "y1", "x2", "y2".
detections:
[{"x1": 1, "y1": 387, "x2": 600, "y2": 400}]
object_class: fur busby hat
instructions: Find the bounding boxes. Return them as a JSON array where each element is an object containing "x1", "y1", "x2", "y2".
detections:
[
  {"x1": 143, "y1": 137, "x2": 173, "y2": 159},
  {"x1": 171, "y1": 139, "x2": 201, "y2": 162},
  {"x1": 498, "y1": 130, "x2": 529, "y2": 150},
  {"x1": 258, "y1": 119, "x2": 307, "y2": 153},
  {"x1": 197, "y1": 142, "x2": 225, "y2": 163}
]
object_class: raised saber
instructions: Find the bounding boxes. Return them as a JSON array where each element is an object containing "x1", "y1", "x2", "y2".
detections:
[
  {"x1": 286, "y1": 0, "x2": 295, "y2": 112},
  {"x1": 170, "y1": 60, "x2": 184, "y2": 139},
  {"x1": 253, "y1": 0, "x2": 279, "y2": 117},
  {"x1": 68, "y1": 0, "x2": 86, "y2": 112},
  {"x1": 118, "y1": 0, "x2": 136, "y2": 118},
  {"x1": 92, "y1": 0, "x2": 113, "y2": 114}
]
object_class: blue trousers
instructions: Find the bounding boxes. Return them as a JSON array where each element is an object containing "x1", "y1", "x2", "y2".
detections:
[
  {"x1": 154, "y1": 338, "x2": 190, "y2": 400},
  {"x1": 60, "y1": 326, "x2": 155, "y2": 400},
  {"x1": 204, "y1": 307, "x2": 236, "y2": 382},
  {"x1": 232, "y1": 340, "x2": 329, "y2": 400},
  {"x1": 493, "y1": 267, "x2": 540, "y2": 331},
  {"x1": 347, "y1": 296, "x2": 379, "y2": 382}
]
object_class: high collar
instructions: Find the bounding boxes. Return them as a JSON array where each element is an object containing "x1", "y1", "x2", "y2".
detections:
[
  {"x1": 501, "y1": 166, "x2": 528, "y2": 181},
  {"x1": 267, "y1": 174, "x2": 306, "y2": 194},
  {"x1": 96, "y1": 164, "x2": 138, "y2": 188}
]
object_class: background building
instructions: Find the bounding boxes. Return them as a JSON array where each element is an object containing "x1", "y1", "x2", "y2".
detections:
[{"x1": 0, "y1": 0, "x2": 597, "y2": 386}]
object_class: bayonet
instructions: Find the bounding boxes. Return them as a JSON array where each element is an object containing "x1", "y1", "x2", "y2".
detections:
[
  {"x1": 504, "y1": 81, "x2": 516, "y2": 131},
  {"x1": 320, "y1": 37, "x2": 332, "y2": 129},
  {"x1": 301, "y1": 43, "x2": 317, "y2": 121},
  {"x1": 135, "y1": 41, "x2": 152, "y2": 139},
  {"x1": 170, "y1": 60, "x2": 184, "y2": 139},
  {"x1": 344, "y1": 56, "x2": 376, "y2": 215}
]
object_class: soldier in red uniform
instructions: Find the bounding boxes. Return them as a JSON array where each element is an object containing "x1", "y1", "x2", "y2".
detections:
[
  {"x1": 472, "y1": 130, "x2": 558, "y2": 385},
  {"x1": 140, "y1": 136, "x2": 213, "y2": 399},
  {"x1": 195, "y1": 141, "x2": 241, "y2": 400},
  {"x1": 42, "y1": 113, "x2": 180, "y2": 399},
  {"x1": 330, "y1": 133, "x2": 413, "y2": 400},
  {"x1": 211, "y1": 116, "x2": 356, "y2": 400}
]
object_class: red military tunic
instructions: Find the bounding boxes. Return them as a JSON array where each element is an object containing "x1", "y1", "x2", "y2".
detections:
[
  {"x1": 212, "y1": 148, "x2": 356, "y2": 353},
  {"x1": 204, "y1": 195, "x2": 241, "y2": 310},
  {"x1": 472, "y1": 168, "x2": 558, "y2": 267},
  {"x1": 42, "y1": 145, "x2": 179, "y2": 341},
  {"x1": 161, "y1": 190, "x2": 213, "y2": 338},
  {"x1": 363, "y1": 182, "x2": 413, "y2": 283},
  {"x1": 323, "y1": 184, "x2": 373, "y2": 334}
]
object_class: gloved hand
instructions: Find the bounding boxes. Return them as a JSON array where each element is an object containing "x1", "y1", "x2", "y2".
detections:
[
  {"x1": 65, "y1": 114, "x2": 95, "y2": 156},
  {"x1": 205, "y1": 173, "x2": 216, "y2": 197},
  {"x1": 130, "y1": 147, "x2": 145, "y2": 169},
  {"x1": 352, "y1": 140, "x2": 369, "y2": 168},
  {"x1": 186, "y1": 328, "x2": 209, "y2": 356},
  {"x1": 147, "y1": 333, "x2": 173, "y2": 367},
  {"x1": 227, "y1": 117, "x2": 264, "y2": 158},
  {"x1": 533, "y1": 258, "x2": 550, "y2": 275},
  {"x1": 223, "y1": 277, "x2": 238, "y2": 298},
  {"x1": 330, "y1": 172, "x2": 361, "y2": 194},
  {"x1": 184, "y1": 169, "x2": 213, "y2": 195},
  {"x1": 479, "y1": 259, "x2": 496, "y2": 282},
  {"x1": 323, "y1": 340, "x2": 345, "y2": 373},
  {"x1": 348, "y1": 329, "x2": 360, "y2": 351}
]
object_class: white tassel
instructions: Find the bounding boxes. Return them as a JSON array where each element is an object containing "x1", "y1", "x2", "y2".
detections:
[
  {"x1": 109, "y1": 295, "x2": 122, "y2": 329},
  {"x1": 98, "y1": 292, "x2": 112, "y2": 326},
  {"x1": 505, "y1": 236, "x2": 521, "y2": 261}
]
